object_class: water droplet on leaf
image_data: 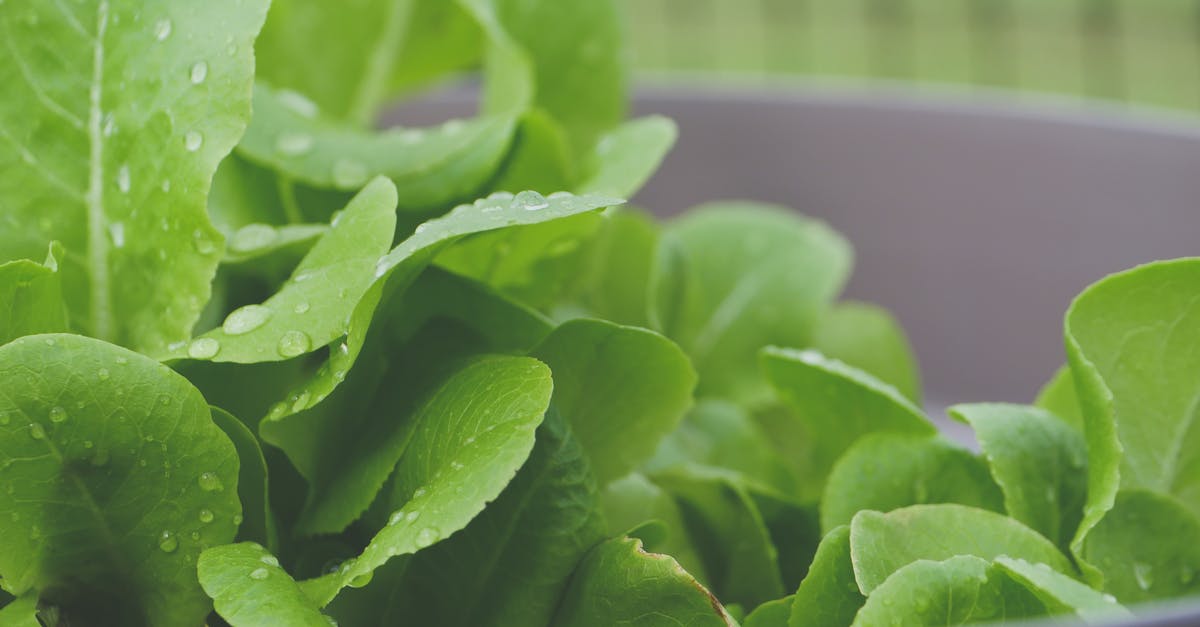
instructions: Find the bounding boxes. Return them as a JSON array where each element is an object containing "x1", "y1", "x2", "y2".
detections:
[
  {"x1": 154, "y1": 17, "x2": 172, "y2": 40},
  {"x1": 276, "y1": 132, "x2": 314, "y2": 156},
  {"x1": 249, "y1": 568, "x2": 269, "y2": 580},
  {"x1": 29, "y1": 423, "x2": 45, "y2": 440},
  {"x1": 187, "y1": 338, "x2": 220, "y2": 359},
  {"x1": 184, "y1": 131, "x2": 203, "y2": 152},
  {"x1": 278, "y1": 89, "x2": 319, "y2": 118},
  {"x1": 117, "y1": 164, "x2": 131, "y2": 193},
  {"x1": 332, "y1": 159, "x2": 369, "y2": 188},
  {"x1": 189, "y1": 61, "x2": 207, "y2": 84},
  {"x1": 1134, "y1": 562, "x2": 1155, "y2": 591},
  {"x1": 97, "y1": 368, "x2": 110, "y2": 380},
  {"x1": 294, "y1": 302, "x2": 310, "y2": 314},
  {"x1": 415, "y1": 527, "x2": 439, "y2": 548},
  {"x1": 513, "y1": 190, "x2": 548, "y2": 211},
  {"x1": 48, "y1": 406, "x2": 67, "y2": 423},
  {"x1": 222, "y1": 305, "x2": 271, "y2": 335},
  {"x1": 198, "y1": 509, "x2": 214, "y2": 524},
  {"x1": 158, "y1": 531, "x2": 178, "y2": 553},
  {"x1": 277, "y1": 331, "x2": 311, "y2": 358},
  {"x1": 198, "y1": 472, "x2": 224, "y2": 492}
]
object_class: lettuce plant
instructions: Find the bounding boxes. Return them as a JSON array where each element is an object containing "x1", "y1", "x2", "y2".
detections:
[{"x1": 1, "y1": 0, "x2": 1197, "y2": 625}]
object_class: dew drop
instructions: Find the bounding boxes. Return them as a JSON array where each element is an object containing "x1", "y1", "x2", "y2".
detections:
[
  {"x1": 158, "y1": 531, "x2": 178, "y2": 553},
  {"x1": 189, "y1": 61, "x2": 208, "y2": 84},
  {"x1": 441, "y1": 119, "x2": 465, "y2": 135},
  {"x1": 276, "y1": 132, "x2": 314, "y2": 156},
  {"x1": 48, "y1": 406, "x2": 67, "y2": 424},
  {"x1": 388, "y1": 511, "x2": 406, "y2": 526},
  {"x1": 293, "y1": 302, "x2": 311, "y2": 314},
  {"x1": 222, "y1": 305, "x2": 271, "y2": 335},
  {"x1": 198, "y1": 509, "x2": 214, "y2": 524},
  {"x1": 161, "y1": 179, "x2": 171, "y2": 193},
  {"x1": 548, "y1": 191, "x2": 572, "y2": 200},
  {"x1": 83, "y1": 440, "x2": 94, "y2": 449},
  {"x1": 233, "y1": 514, "x2": 243, "y2": 525},
  {"x1": 29, "y1": 423, "x2": 45, "y2": 440},
  {"x1": 249, "y1": 568, "x2": 269, "y2": 580},
  {"x1": 0, "y1": 413, "x2": 9, "y2": 426},
  {"x1": 154, "y1": 17, "x2": 172, "y2": 41},
  {"x1": 231, "y1": 223, "x2": 277, "y2": 252},
  {"x1": 277, "y1": 89, "x2": 319, "y2": 118},
  {"x1": 198, "y1": 472, "x2": 224, "y2": 492},
  {"x1": 513, "y1": 190, "x2": 548, "y2": 211},
  {"x1": 397, "y1": 129, "x2": 423, "y2": 144},
  {"x1": 406, "y1": 511, "x2": 420, "y2": 523},
  {"x1": 332, "y1": 159, "x2": 369, "y2": 188},
  {"x1": 1134, "y1": 562, "x2": 1155, "y2": 591},
  {"x1": 412, "y1": 487, "x2": 427, "y2": 499},
  {"x1": 116, "y1": 164, "x2": 131, "y2": 193},
  {"x1": 187, "y1": 338, "x2": 220, "y2": 359},
  {"x1": 97, "y1": 368, "x2": 110, "y2": 381},
  {"x1": 348, "y1": 572, "x2": 373, "y2": 588},
  {"x1": 261, "y1": 555, "x2": 280, "y2": 567},
  {"x1": 277, "y1": 330, "x2": 311, "y2": 358},
  {"x1": 115, "y1": 356, "x2": 128, "y2": 364},
  {"x1": 190, "y1": 231, "x2": 216, "y2": 255},
  {"x1": 415, "y1": 527, "x2": 439, "y2": 548},
  {"x1": 184, "y1": 131, "x2": 203, "y2": 152}
]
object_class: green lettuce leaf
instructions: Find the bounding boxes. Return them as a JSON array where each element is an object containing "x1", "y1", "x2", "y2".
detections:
[
  {"x1": 239, "y1": 85, "x2": 517, "y2": 211},
  {"x1": 258, "y1": 191, "x2": 619, "y2": 427},
  {"x1": 949, "y1": 403, "x2": 1087, "y2": 552},
  {"x1": 760, "y1": 347, "x2": 933, "y2": 500},
  {"x1": 851, "y1": 556, "x2": 1043, "y2": 626},
  {"x1": 1064, "y1": 259, "x2": 1200, "y2": 577},
  {"x1": 166, "y1": 177, "x2": 397, "y2": 364},
  {"x1": 552, "y1": 536, "x2": 734, "y2": 627},
  {"x1": 295, "y1": 355, "x2": 551, "y2": 605},
  {"x1": 789, "y1": 526, "x2": 864, "y2": 627},
  {"x1": 0, "y1": 334, "x2": 240, "y2": 625},
  {"x1": 812, "y1": 302, "x2": 922, "y2": 403},
  {"x1": 0, "y1": 0, "x2": 269, "y2": 353},
  {"x1": 198, "y1": 543, "x2": 329, "y2": 627},
  {"x1": 820, "y1": 433, "x2": 1003, "y2": 532},
  {"x1": 657, "y1": 204, "x2": 852, "y2": 405},
  {"x1": 0, "y1": 244, "x2": 68, "y2": 344},
  {"x1": 329, "y1": 409, "x2": 604, "y2": 627},
  {"x1": 849, "y1": 504, "x2": 1075, "y2": 595},
  {"x1": 1079, "y1": 489, "x2": 1200, "y2": 603},
  {"x1": 532, "y1": 318, "x2": 696, "y2": 484},
  {"x1": 994, "y1": 557, "x2": 1132, "y2": 622}
]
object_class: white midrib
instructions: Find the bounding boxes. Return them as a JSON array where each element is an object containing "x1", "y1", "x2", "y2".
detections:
[{"x1": 85, "y1": 1, "x2": 113, "y2": 342}]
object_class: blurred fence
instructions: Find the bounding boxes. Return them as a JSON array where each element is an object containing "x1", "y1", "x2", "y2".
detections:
[{"x1": 624, "y1": 0, "x2": 1200, "y2": 111}]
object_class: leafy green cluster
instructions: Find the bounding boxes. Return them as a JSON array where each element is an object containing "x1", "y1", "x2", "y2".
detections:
[{"x1": 1, "y1": 0, "x2": 1198, "y2": 626}]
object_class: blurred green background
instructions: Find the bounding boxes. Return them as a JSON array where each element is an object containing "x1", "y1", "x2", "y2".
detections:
[{"x1": 623, "y1": 0, "x2": 1200, "y2": 112}]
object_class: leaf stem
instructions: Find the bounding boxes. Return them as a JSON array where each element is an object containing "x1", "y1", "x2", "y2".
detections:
[
  {"x1": 86, "y1": 1, "x2": 113, "y2": 342},
  {"x1": 276, "y1": 175, "x2": 303, "y2": 224},
  {"x1": 347, "y1": 0, "x2": 414, "y2": 127}
]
